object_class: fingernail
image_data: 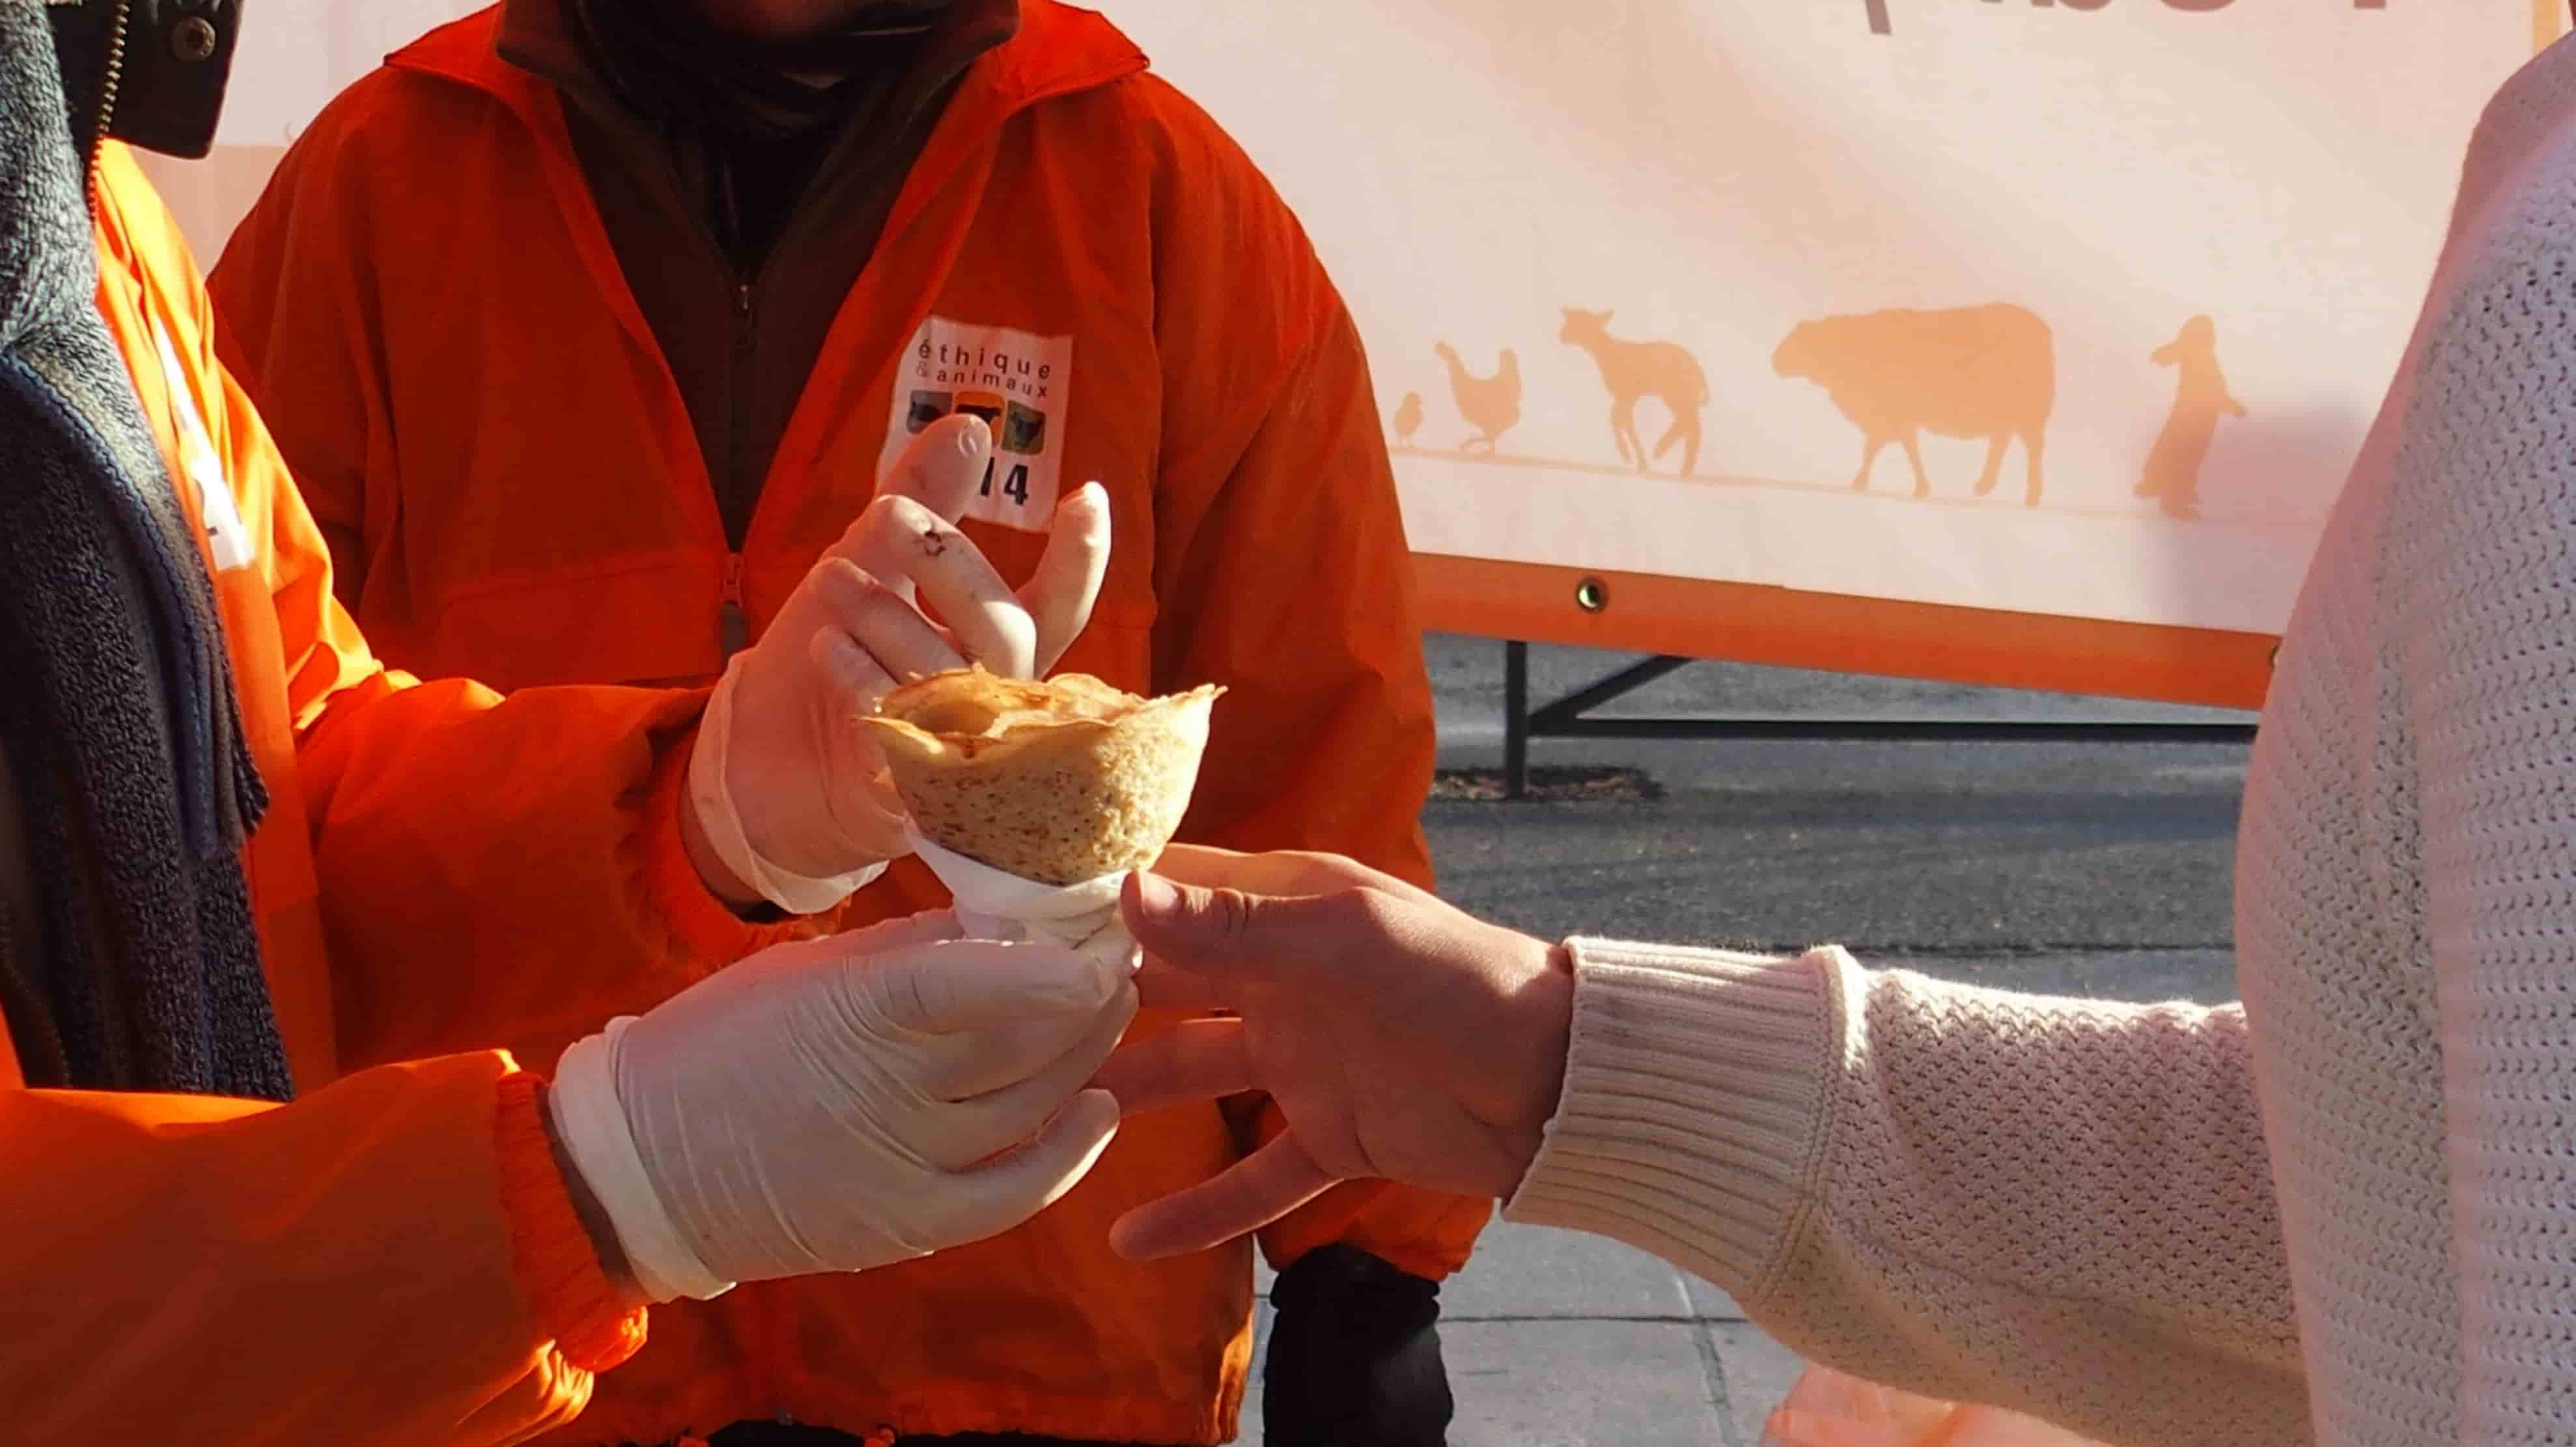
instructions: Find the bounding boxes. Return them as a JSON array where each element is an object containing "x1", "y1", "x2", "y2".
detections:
[{"x1": 1059, "y1": 482, "x2": 1109, "y2": 530}]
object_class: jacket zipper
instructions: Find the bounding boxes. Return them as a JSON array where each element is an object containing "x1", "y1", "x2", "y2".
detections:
[
  {"x1": 81, "y1": 0, "x2": 139, "y2": 212},
  {"x1": 718, "y1": 279, "x2": 756, "y2": 660},
  {"x1": 719, "y1": 550, "x2": 748, "y2": 660}
]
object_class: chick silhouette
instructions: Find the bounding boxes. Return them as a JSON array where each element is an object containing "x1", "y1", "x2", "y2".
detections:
[{"x1": 1393, "y1": 391, "x2": 1423, "y2": 449}]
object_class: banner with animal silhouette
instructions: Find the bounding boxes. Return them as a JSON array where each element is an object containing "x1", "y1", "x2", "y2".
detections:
[
  {"x1": 1105, "y1": 0, "x2": 2562, "y2": 705},
  {"x1": 132, "y1": 0, "x2": 2566, "y2": 703}
]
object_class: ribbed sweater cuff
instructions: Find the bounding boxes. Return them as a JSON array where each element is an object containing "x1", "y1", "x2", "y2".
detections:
[{"x1": 1504, "y1": 939, "x2": 1844, "y2": 1306}]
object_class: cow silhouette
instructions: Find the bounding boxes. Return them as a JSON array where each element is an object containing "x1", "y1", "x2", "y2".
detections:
[
  {"x1": 2136, "y1": 315, "x2": 2245, "y2": 522},
  {"x1": 1773, "y1": 303, "x2": 2054, "y2": 507},
  {"x1": 1559, "y1": 307, "x2": 1710, "y2": 477}
]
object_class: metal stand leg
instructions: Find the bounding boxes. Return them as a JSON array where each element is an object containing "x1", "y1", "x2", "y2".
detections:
[
  {"x1": 1485, "y1": 644, "x2": 2254, "y2": 802},
  {"x1": 1528, "y1": 654, "x2": 1694, "y2": 734}
]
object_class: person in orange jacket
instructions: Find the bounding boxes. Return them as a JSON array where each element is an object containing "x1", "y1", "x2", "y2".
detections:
[
  {"x1": 206, "y1": 1, "x2": 1492, "y2": 1443},
  {"x1": 0, "y1": 3, "x2": 1144, "y2": 1439}
]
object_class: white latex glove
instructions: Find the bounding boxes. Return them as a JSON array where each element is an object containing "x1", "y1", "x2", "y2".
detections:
[
  {"x1": 547, "y1": 910, "x2": 1137, "y2": 1302},
  {"x1": 685, "y1": 414, "x2": 1112, "y2": 913}
]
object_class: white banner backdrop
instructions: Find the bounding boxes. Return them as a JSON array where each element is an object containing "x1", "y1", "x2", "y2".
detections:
[
  {"x1": 141, "y1": 2, "x2": 2555, "y2": 641},
  {"x1": 135, "y1": 1, "x2": 483, "y2": 262},
  {"x1": 221, "y1": 1, "x2": 479, "y2": 145},
  {"x1": 1104, "y1": 1, "x2": 2548, "y2": 637}
]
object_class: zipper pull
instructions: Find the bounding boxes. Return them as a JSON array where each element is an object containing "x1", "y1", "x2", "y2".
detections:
[
  {"x1": 736, "y1": 283, "x2": 753, "y2": 320},
  {"x1": 719, "y1": 552, "x2": 748, "y2": 660}
]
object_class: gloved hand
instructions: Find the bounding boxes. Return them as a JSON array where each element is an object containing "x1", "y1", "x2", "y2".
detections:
[
  {"x1": 684, "y1": 414, "x2": 1111, "y2": 913},
  {"x1": 546, "y1": 910, "x2": 1137, "y2": 1303},
  {"x1": 1264, "y1": 1245, "x2": 1454, "y2": 1447}
]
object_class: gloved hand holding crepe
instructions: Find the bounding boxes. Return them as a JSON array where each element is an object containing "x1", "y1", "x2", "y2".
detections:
[{"x1": 863, "y1": 667, "x2": 1224, "y2": 963}]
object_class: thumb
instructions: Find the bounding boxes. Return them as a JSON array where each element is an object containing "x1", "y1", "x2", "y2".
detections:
[
  {"x1": 870, "y1": 412, "x2": 992, "y2": 522},
  {"x1": 866, "y1": 940, "x2": 1125, "y2": 1035},
  {"x1": 1122, "y1": 871, "x2": 1381, "y2": 981}
]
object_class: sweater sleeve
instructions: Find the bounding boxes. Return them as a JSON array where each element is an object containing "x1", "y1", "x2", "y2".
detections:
[
  {"x1": 1506, "y1": 942, "x2": 2308, "y2": 1447},
  {"x1": 2394, "y1": 232, "x2": 2576, "y2": 1447}
]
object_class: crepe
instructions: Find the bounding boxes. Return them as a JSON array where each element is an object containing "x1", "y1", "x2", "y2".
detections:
[{"x1": 862, "y1": 666, "x2": 1223, "y2": 886}]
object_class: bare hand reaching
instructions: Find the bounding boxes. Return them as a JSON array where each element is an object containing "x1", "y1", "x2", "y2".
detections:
[{"x1": 1091, "y1": 845, "x2": 1573, "y2": 1260}]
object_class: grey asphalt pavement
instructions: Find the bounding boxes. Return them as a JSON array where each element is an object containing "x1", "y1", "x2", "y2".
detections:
[
  {"x1": 1421, "y1": 633, "x2": 2247, "y2": 1001},
  {"x1": 1231, "y1": 634, "x2": 2252, "y2": 1445}
]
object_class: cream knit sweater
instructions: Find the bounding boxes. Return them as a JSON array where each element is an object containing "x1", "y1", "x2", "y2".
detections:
[{"x1": 1505, "y1": 40, "x2": 2576, "y2": 1447}]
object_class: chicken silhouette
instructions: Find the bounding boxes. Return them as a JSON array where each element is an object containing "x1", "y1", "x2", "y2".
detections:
[
  {"x1": 1434, "y1": 343, "x2": 1521, "y2": 457},
  {"x1": 1392, "y1": 391, "x2": 1424, "y2": 449},
  {"x1": 1560, "y1": 307, "x2": 1709, "y2": 476}
]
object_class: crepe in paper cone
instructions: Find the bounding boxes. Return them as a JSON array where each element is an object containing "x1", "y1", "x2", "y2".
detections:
[{"x1": 861, "y1": 667, "x2": 1223, "y2": 886}]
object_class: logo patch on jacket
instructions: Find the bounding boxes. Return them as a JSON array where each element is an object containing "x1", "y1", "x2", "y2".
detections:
[{"x1": 883, "y1": 316, "x2": 1072, "y2": 531}]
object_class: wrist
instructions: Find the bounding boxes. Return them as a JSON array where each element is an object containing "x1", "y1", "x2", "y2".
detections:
[
  {"x1": 546, "y1": 1022, "x2": 736, "y2": 1304},
  {"x1": 539, "y1": 1081, "x2": 648, "y2": 1311},
  {"x1": 492, "y1": 1071, "x2": 651, "y2": 1372},
  {"x1": 677, "y1": 769, "x2": 767, "y2": 913},
  {"x1": 1501, "y1": 944, "x2": 1576, "y2": 1194},
  {"x1": 643, "y1": 733, "x2": 813, "y2": 961},
  {"x1": 683, "y1": 680, "x2": 882, "y2": 916}
]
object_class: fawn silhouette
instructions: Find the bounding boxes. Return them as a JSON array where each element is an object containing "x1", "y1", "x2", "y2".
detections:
[
  {"x1": 1434, "y1": 343, "x2": 1522, "y2": 457},
  {"x1": 1559, "y1": 307, "x2": 1709, "y2": 477},
  {"x1": 2135, "y1": 315, "x2": 2245, "y2": 522}
]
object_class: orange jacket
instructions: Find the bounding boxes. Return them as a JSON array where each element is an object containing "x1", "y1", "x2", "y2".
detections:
[
  {"x1": 208, "y1": 4, "x2": 1489, "y2": 1441},
  {"x1": 0, "y1": 142, "x2": 817, "y2": 1442}
]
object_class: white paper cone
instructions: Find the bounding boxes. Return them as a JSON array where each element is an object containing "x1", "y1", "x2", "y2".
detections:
[{"x1": 908, "y1": 827, "x2": 1138, "y2": 970}]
